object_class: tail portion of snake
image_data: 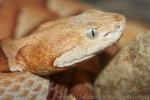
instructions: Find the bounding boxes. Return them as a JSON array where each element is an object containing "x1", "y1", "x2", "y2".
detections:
[{"x1": 0, "y1": 72, "x2": 49, "y2": 100}]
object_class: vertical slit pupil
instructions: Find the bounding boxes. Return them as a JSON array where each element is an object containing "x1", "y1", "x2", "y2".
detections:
[{"x1": 91, "y1": 30, "x2": 95, "y2": 37}]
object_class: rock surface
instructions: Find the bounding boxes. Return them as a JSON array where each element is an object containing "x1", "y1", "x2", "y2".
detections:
[
  {"x1": 94, "y1": 32, "x2": 150, "y2": 100},
  {"x1": 118, "y1": 20, "x2": 149, "y2": 47}
]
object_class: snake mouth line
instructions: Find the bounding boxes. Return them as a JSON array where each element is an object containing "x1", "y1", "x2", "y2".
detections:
[{"x1": 54, "y1": 54, "x2": 94, "y2": 68}]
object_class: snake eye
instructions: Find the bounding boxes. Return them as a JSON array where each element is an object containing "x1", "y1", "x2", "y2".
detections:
[{"x1": 85, "y1": 28, "x2": 99, "y2": 39}]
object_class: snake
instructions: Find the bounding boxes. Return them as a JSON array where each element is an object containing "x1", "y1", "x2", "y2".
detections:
[{"x1": 0, "y1": 9, "x2": 125, "y2": 100}]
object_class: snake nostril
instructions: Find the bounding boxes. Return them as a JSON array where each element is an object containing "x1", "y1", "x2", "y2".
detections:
[
  {"x1": 115, "y1": 24, "x2": 121, "y2": 31},
  {"x1": 104, "y1": 32, "x2": 111, "y2": 36}
]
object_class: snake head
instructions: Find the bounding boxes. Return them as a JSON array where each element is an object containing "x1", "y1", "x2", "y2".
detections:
[{"x1": 54, "y1": 10, "x2": 126, "y2": 67}]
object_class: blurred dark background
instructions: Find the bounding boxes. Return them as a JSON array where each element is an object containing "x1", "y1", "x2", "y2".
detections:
[{"x1": 82, "y1": 0, "x2": 150, "y2": 24}]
